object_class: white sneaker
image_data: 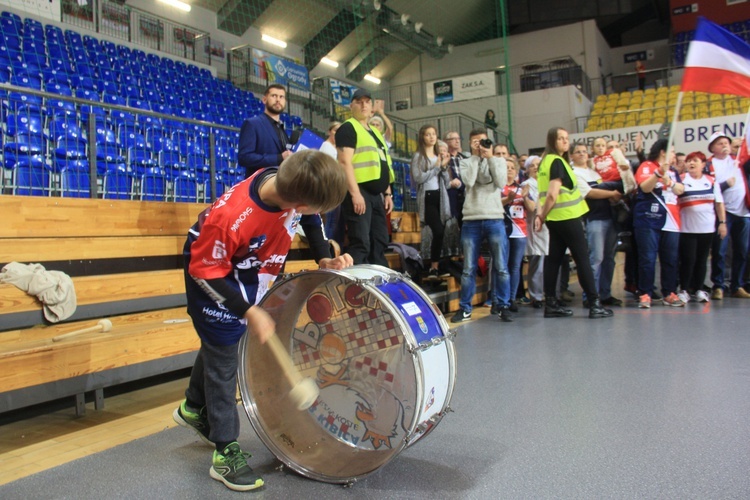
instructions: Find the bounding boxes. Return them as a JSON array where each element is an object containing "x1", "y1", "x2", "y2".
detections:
[
  {"x1": 677, "y1": 290, "x2": 691, "y2": 304},
  {"x1": 695, "y1": 290, "x2": 710, "y2": 303}
]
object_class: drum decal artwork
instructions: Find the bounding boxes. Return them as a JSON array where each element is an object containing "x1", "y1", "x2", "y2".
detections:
[{"x1": 289, "y1": 276, "x2": 415, "y2": 451}]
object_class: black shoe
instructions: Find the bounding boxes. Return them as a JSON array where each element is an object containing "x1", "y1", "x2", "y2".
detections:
[
  {"x1": 531, "y1": 300, "x2": 544, "y2": 309},
  {"x1": 498, "y1": 306, "x2": 513, "y2": 322},
  {"x1": 601, "y1": 296, "x2": 623, "y2": 306},
  {"x1": 451, "y1": 310, "x2": 471, "y2": 323},
  {"x1": 589, "y1": 298, "x2": 614, "y2": 319},
  {"x1": 508, "y1": 301, "x2": 519, "y2": 313},
  {"x1": 427, "y1": 268, "x2": 439, "y2": 279},
  {"x1": 544, "y1": 298, "x2": 573, "y2": 318},
  {"x1": 490, "y1": 304, "x2": 500, "y2": 315},
  {"x1": 210, "y1": 442, "x2": 264, "y2": 491}
]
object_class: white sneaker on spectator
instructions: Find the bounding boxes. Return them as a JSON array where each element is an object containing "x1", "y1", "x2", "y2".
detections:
[
  {"x1": 677, "y1": 290, "x2": 691, "y2": 304},
  {"x1": 695, "y1": 290, "x2": 710, "y2": 303}
]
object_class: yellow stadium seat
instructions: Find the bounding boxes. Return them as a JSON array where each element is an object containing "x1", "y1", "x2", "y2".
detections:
[
  {"x1": 694, "y1": 93, "x2": 708, "y2": 103},
  {"x1": 644, "y1": 88, "x2": 656, "y2": 96},
  {"x1": 595, "y1": 94, "x2": 607, "y2": 103},
  {"x1": 593, "y1": 100, "x2": 606, "y2": 109},
  {"x1": 603, "y1": 106, "x2": 616, "y2": 115},
  {"x1": 654, "y1": 100, "x2": 667, "y2": 110},
  {"x1": 710, "y1": 109, "x2": 725, "y2": 118},
  {"x1": 681, "y1": 112, "x2": 695, "y2": 121},
  {"x1": 669, "y1": 85, "x2": 681, "y2": 93},
  {"x1": 628, "y1": 103, "x2": 642, "y2": 111},
  {"x1": 625, "y1": 118, "x2": 637, "y2": 128},
  {"x1": 695, "y1": 103, "x2": 709, "y2": 114},
  {"x1": 641, "y1": 97, "x2": 655, "y2": 107},
  {"x1": 600, "y1": 115, "x2": 613, "y2": 129},
  {"x1": 632, "y1": 89, "x2": 644, "y2": 98},
  {"x1": 630, "y1": 95, "x2": 643, "y2": 105},
  {"x1": 613, "y1": 114, "x2": 626, "y2": 125},
  {"x1": 653, "y1": 110, "x2": 667, "y2": 121},
  {"x1": 639, "y1": 110, "x2": 653, "y2": 121},
  {"x1": 681, "y1": 94, "x2": 694, "y2": 105},
  {"x1": 709, "y1": 94, "x2": 723, "y2": 102},
  {"x1": 615, "y1": 106, "x2": 628, "y2": 113},
  {"x1": 619, "y1": 90, "x2": 632, "y2": 98},
  {"x1": 696, "y1": 112, "x2": 709, "y2": 120},
  {"x1": 725, "y1": 101, "x2": 740, "y2": 114}
]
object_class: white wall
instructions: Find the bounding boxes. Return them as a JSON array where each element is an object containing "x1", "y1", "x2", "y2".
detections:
[{"x1": 391, "y1": 20, "x2": 606, "y2": 88}]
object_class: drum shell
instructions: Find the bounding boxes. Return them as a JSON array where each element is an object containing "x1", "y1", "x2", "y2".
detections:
[{"x1": 238, "y1": 265, "x2": 456, "y2": 483}]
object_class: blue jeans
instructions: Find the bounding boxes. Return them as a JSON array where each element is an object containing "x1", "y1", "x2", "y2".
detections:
[
  {"x1": 711, "y1": 212, "x2": 750, "y2": 292},
  {"x1": 508, "y1": 237, "x2": 527, "y2": 302},
  {"x1": 634, "y1": 226, "x2": 680, "y2": 297},
  {"x1": 460, "y1": 219, "x2": 510, "y2": 312},
  {"x1": 586, "y1": 219, "x2": 617, "y2": 300}
]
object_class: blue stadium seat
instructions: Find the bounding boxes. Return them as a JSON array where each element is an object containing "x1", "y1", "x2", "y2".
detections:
[
  {"x1": 5, "y1": 137, "x2": 48, "y2": 196},
  {"x1": 102, "y1": 163, "x2": 133, "y2": 200},
  {"x1": 58, "y1": 160, "x2": 90, "y2": 198},
  {"x1": 6, "y1": 112, "x2": 44, "y2": 137},
  {"x1": 172, "y1": 170, "x2": 198, "y2": 203},
  {"x1": 140, "y1": 167, "x2": 166, "y2": 201}
]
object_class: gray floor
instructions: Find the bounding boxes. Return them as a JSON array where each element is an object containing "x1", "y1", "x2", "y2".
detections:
[{"x1": 3, "y1": 294, "x2": 750, "y2": 499}]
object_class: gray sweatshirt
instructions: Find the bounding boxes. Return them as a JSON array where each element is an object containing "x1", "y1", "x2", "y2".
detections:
[{"x1": 459, "y1": 155, "x2": 508, "y2": 221}]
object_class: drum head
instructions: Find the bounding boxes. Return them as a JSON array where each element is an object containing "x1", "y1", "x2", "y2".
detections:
[{"x1": 239, "y1": 269, "x2": 423, "y2": 483}]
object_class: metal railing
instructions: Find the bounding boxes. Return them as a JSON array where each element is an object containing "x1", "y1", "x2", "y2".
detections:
[
  {"x1": 0, "y1": 83, "x2": 234, "y2": 201},
  {"x1": 61, "y1": 0, "x2": 212, "y2": 66}
]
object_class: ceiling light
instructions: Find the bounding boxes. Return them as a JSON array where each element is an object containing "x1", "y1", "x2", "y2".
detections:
[
  {"x1": 321, "y1": 57, "x2": 339, "y2": 68},
  {"x1": 262, "y1": 34, "x2": 287, "y2": 49},
  {"x1": 373, "y1": 0, "x2": 382, "y2": 10},
  {"x1": 436, "y1": 36, "x2": 444, "y2": 47},
  {"x1": 158, "y1": 0, "x2": 191, "y2": 12},
  {"x1": 401, "y1": 14, "x2": 410, "y2": 25},
  {"x1": 364, "y1": 74, "x2": 381, "y2": 84},
  {"x1": 415, "y1": 22, "x2": 423, "y2": 34}
]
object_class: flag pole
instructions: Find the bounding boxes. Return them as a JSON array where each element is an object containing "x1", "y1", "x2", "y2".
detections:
[{"x1": 665, "y1": 91, "x2": 684, "y2": 162}]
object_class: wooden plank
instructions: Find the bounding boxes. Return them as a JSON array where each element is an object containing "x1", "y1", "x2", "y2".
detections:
[
  {"x1": 0, "y1": 270, "x2": 187, "y2": 315},
  {"x1": 0, "y1": 196, "x2": 207, "y2": 238},
  {"x1": 0, "y1": 236, "x2": 186, "y2": 263},
  {"x1": 0, "y1": 233, "x2": 308, "y2": 263},
  {"x1": 391, "y1": 212, "x2": 419, "y2": 233},
  {"x1": 391, "y1": 232, "x2": 421, "y2": 244},
  {"x1": 0, "y1": 308, "x2": 199, "y2": 392}
]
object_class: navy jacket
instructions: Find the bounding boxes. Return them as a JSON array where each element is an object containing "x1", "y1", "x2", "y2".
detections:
[{"x1": 238, "y1": 114, "x2": 286, "y2": 178}]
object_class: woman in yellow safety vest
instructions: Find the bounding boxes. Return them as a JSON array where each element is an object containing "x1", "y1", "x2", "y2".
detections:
[{"x1": 533, "y1": 127, "x2": 613, "y2": 319}]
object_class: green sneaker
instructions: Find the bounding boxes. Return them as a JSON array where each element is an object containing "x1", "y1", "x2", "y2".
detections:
[
  {"x1": 172, "y1": 400, "x2": 213, "y2": 445},
  {"x1": 210, "y1": 442, "x2": 264, "y2": 491}
]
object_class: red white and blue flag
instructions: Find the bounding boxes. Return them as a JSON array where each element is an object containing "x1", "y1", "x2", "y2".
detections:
[{"x1": 681, "y1": 17, "x2": 750, "y2": 98}]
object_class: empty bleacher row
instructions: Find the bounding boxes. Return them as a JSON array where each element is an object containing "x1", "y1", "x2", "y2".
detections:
[
  {"x1": 672, "y1": 19, "x2": 750, "y2": 66},
  {"x1": 0, "y1": 10, "x2": 304, "y2": 201},
  {"x1": 585, "y1": 85, "x2": 749, "y2": 132}
]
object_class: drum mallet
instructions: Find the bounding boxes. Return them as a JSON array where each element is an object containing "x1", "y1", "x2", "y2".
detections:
[
  {"x1": 265, "y1": 333, "x2": 320, "y2": 411},
  {"x1": 52, "y1": 319, "x2": 113, "y2": 342}
]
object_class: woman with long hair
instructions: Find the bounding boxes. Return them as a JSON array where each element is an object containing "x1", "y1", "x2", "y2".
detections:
[
  {"x1": 533, "y1": 127, "x2": 613, "y2": 319},
  {"x1": 410, "y1": 125, "x2": 452, "y2": 277}
]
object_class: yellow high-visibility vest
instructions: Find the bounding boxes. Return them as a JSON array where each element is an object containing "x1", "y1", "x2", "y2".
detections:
[
  {"x1": 538, "y1": 153, "x2": 588, "y2": 221},
  {"x1": 345, "y1": 118, "x2": 395, "y2": 184}
]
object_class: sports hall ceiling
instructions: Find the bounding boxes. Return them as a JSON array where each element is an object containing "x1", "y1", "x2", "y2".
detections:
[{"x1": 188, "y1": 0, "x2": 671, "y2": 82}]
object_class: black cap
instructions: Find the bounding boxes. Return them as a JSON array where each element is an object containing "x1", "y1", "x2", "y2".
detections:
[{"x1": 351, "y1": 88, "x2": 372, "y2": 101}]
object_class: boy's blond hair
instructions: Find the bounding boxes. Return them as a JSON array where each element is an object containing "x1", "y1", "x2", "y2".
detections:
[{"x1": 276, "y1": 149, "x2": 347, "y2": 213}]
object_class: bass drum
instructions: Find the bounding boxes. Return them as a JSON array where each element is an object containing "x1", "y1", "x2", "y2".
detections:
[{"x1": 238, "y1": 264, "x2": 456, "y2": 484}]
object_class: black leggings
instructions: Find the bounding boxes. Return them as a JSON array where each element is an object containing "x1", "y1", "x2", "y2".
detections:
[
  {"x1": 424, "y1": 190, "x2": 445, "y2": 262},
  {"x1": 679, "y1": 232, "x2": 713, "y2": 293},
  {"x1": 544, "y1": 217, "x2": 598, "y2": 299}
]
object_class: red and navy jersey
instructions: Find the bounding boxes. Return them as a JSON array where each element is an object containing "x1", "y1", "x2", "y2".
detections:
[
  {"x1": 186, "y1": 168, "x2": 300, "y2": 306},
  {"x1": 592, "y1": 151, "x2": 622, "y2": 183}
]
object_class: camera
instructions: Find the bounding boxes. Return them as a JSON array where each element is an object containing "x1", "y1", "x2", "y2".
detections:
[{"x1": 479, "y1": 138, "x2": 493, "y2": 149}]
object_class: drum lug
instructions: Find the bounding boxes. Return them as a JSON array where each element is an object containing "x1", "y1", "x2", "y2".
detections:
[
  {"x1": 343, "y1": 479, "x2": 357, "y2": 488},
  {"x1": 447, "y1": 329, "x2": 458, "y2": 341}
]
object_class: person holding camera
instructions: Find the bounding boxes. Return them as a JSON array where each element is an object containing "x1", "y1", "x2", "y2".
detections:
[
  {"x1": 451, "y1": 129, "x2": 512, "y2": 323},
  {"x1": 410, "y1": 125, "x2": 452, "y2": 278}
]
